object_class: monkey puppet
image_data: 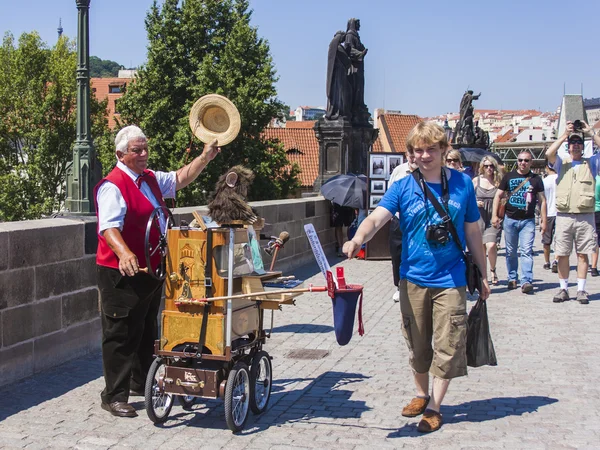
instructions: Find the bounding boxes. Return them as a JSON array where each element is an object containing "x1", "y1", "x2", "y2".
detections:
[{"x1": 208, "y1": 165, "x2": 258, "y2": 224}]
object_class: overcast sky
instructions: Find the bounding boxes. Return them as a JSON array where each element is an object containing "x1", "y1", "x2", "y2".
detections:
[{"x1": 2, "y1": 0, "x2": 598, "y2": 117}]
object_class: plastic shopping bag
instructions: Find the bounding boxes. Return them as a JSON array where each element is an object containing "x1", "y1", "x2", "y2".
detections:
[{"x1": 466, "y1": 297, "x2": 498, "y2": 368}]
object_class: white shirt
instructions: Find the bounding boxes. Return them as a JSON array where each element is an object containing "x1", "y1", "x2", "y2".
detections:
[
  {"x1": 96, "y1": 161, "x2": 176, "y2": 234},
  {"x1": 543, "y1": 173, "x2": 558, "y2": 217},
  {"x1": 388, "y1": 162, "x2": 414, "y2": 186},
  {"x1": 387, "y1": 162, "x2": 414, "y2": 218}
]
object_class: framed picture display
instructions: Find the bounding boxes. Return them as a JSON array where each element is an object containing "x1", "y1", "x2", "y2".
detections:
[
  {"x1": 369, "y1": 155, "x2": 386, "y2": 179},
  {"x1": 387, "y1": 155, "x2": 403, "y2": 177},
  {"x1": 369, "y1": 195, "x2": 383, "y2": 208},
  {"x1": 371, "y1": 179, "x2": 386, "y2": 195}
]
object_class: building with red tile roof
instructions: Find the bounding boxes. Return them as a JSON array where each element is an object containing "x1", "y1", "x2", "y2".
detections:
[
  {"x1": 285, "y1": 120, "x2": 316, "y2": 129},
  {"x1": 262, "y1": 113, "x2": 421, "y2": 191},
  {"x1": 373, "y1": 111, "x2": 421, "y2": 153},
  {"x1": 494, "y1": 129, "x2": 517, "y2": 143},
  {"x1": 262, "y1": 124, "x2": 319, "y2": 190},
  {"x1": 91, "y1": 77, "x2": 134, "y2": 130}
]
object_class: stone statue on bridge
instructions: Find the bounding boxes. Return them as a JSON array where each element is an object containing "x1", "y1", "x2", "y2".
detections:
[
  {"x1": 324, "y1": 19, "x2": 370, "y2": 125},
  {"x1": 453, "y1": 89, "x2": 489, "y2": 148},
  {"x1": 325, "y1": 31, "x2": 352, "y2": 121}
]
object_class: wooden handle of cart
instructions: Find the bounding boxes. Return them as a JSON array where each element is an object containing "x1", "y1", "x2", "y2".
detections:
[{"x1": 174, "y1": 285, "x2": 327, "y2": 304}]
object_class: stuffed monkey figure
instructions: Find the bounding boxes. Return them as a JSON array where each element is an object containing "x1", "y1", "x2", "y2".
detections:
[{"x1": 208, "y1": 165, "x2": 258, "y2": 224}]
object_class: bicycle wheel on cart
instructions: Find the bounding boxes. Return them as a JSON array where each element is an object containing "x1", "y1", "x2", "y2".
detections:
[
  {"x1": 249, "y1": 351, "x2": 272, "y2": 414},
  {"x1": 224, "y1": 361, "x2": 250, "y2": 432},
  {"x1": 145, "y1": 357, "x2": 174, "y2": 424}
]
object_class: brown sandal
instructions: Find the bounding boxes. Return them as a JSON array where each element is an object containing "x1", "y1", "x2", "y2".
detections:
[
  {"x1": 490, "y1": 268, "x2": 499, "y2": 285},
  {"x1": 417, "y1": 409, "x2": 443, "y2": 433},
  {"x1": 401, "y1": 396, "x2": 430, "y2": 417}
]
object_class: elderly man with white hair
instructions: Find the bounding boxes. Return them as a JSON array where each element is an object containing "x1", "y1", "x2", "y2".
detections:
[{"x1": 94, "y1": 125, "x2": 219, "y2": 417}]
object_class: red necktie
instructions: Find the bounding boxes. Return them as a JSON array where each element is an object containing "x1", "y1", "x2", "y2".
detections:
[{"x1": 136, "y1": 173, "x2": 146, "y2": 188}]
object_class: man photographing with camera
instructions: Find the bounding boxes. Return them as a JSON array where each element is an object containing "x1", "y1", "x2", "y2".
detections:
[
  {"x1": 545, "y1": 120, "x2": 600, "y2": 304},
  {"x1": 343, "y1": 122, "x2": 489, "y2": 433}
]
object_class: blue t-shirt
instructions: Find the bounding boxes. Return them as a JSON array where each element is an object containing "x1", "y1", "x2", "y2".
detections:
[{"x1": 378, "y1": 169, "x2": 480, "y2": 288}]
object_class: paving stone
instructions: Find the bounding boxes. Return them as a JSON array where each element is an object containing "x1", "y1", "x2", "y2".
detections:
[{"x1": 0, "y1": 243, "x2": 600, "y2": 447}]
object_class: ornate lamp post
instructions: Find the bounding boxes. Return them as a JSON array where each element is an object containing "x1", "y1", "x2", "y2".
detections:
[{"x1": 65, "y1": 0, "x2": 102, "y2": 214}]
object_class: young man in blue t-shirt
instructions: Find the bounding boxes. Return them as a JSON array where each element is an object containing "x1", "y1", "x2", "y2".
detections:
[{"x1": 343, "y1": 122, "x2": 490, "y2": 433}]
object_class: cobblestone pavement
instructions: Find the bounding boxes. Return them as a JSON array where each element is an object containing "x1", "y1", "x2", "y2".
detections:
[{"x1": 1, "y1": 241, "x2": 600, "y2": 449}]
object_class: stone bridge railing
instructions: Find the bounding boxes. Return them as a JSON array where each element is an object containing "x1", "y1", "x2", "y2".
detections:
[{"x1": 0, "y1": 197, "x2": 334, "y2": 387}]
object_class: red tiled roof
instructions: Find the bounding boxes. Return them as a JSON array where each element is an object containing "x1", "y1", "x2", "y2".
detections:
[
  {"x1": 476, "y1": 109, "x2": 542, "y2": 116},
  {"x1": 91, "y1": 77, "x2": 134, "y2": 130},
  {"x1": 286, "y1": 121, "x2": 316, "y2": 128},
  {"x1": 377, "y1": 113, "x2": 421, "y2": 153},
  {"x1": 262, "y1": 127, "x2": 319, "y2": 188},
  {"x1": 372, "y1": 136, "x2": 384, "y2": 152},
  {"x1": 494, "y1": 129, "x2": 516, "y2": 143}
]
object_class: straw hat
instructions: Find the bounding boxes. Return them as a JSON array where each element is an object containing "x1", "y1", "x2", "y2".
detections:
[{"x1": 189, "y1": 94, "x2": 241, "y2": 145}]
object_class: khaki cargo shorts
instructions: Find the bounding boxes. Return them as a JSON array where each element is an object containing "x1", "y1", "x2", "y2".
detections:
[
  {"x1": 554, "y1": 213, "x2": 597, "y2": 256},
  {"x1": 399, "y1": 279, "x2": 468, "y2": 379}
]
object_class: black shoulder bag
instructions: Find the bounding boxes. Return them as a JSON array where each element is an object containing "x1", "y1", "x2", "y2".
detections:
[{"x1": 412, "y1": 170, "x2": 483, "y2": 296}]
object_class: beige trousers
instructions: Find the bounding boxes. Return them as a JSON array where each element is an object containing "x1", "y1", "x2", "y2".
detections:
[{"x1": 399, "y1": 279, "x2": 468, "y2": 379}]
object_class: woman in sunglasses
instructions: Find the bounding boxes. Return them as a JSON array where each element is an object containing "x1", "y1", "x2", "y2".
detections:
[
  {"x1": 473, "y1": 156, "x2": 502, "y2": 285},
  {"x1": 445, "y1": 149, "x2": 464, "y2": 171}
]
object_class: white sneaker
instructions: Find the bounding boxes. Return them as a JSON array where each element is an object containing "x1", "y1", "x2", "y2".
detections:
[{"x1": 393, "y1": 291, "x2": 400, "y2": 302}]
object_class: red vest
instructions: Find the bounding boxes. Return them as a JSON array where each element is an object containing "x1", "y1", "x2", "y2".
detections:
[{"x1": 94, "y1": 166, "x2": 167, "y2": 269}]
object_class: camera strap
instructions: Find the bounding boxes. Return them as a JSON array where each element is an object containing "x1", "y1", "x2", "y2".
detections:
[{"x1": 412, "y1": 169, "x2": 468, "y2": 261}]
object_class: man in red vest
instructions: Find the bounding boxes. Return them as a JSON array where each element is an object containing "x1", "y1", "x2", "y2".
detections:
[{"x1": 95, "y1": 125, "x2": 219, "y2": 417}]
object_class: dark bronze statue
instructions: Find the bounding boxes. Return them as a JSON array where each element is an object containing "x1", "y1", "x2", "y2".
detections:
[
  {"x1": 325, "y1": 31, "x2": 352, "y2": 120},
  {"x1": 453, "y1": 89, "x2": 489, "y2": 147},
  {"x1": 474, "y1": 121, "x2": 490, "y2": 147},
  {"x1": 459, "y1": 90, "x2": 480, "y2": 124},
  {"x1": 345, "y1": 18, "x2": 369, "y2": 124},
  {"x1": 324, "y1": 19, "x2": 369, "y2": 124}
]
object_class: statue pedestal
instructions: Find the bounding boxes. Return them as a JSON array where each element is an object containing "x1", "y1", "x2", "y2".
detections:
[{"x1": 313, "y1": 118, "x2": 378, "y2": 192}]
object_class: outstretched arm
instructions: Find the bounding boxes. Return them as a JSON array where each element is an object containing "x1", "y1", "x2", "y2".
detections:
[
  {"x1": 342, "y1": 206, "x2": 392, "y2": 258},
  {"x1": 582, "y1": 121, "x2": 600, "y2": 148},
  {"x1": 546, "y1": 121, "x2": 573, "y2": 164},
  {"x1": 176, "y1": 139, "x2": 220, "y2": 190}
]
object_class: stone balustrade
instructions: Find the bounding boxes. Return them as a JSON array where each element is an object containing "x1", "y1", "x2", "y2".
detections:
[{"x1": 0, "y1": 197, "x2": 334, "y2": 387}]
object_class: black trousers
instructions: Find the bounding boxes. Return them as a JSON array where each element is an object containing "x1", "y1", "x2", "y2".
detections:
[
  {"x1": 97, "y1": 265, "x2": 163, "y2": 404},
  {"x1": 388, "y1": 216, "x2": 403, "y2": 287}
]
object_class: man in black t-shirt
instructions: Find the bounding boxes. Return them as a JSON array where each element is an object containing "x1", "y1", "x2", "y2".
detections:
[{"x1": 492, "y1": 151, "x2": 547, "y2": 293}]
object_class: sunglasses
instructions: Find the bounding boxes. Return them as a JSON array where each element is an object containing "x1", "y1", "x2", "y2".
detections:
[
  {"x1": 446, "y1": 158, "x2": 460, "y2": 163},
  {"x1": 483, "y1": 164, "x2": 495, "y2": 169},
  {"x1": 517, "y1": 159, "x2": 531, "y2": 163}
]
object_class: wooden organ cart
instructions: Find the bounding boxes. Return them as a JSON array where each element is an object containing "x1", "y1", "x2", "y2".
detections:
[{"x1": 143, "y1": 207, "x2": 302, "y2": 432}]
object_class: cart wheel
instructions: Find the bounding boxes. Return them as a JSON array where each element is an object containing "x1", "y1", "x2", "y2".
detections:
[
  {"x1": 224, "y1": 362, "x2": 250, "y2": 432},
  {"x1": 145, "y1": 358, "x2": 174, "y2": 424},
  {"x1": 178, "y1": 395, "x2": 197, "y2": 410},
  {"x1": 249, "y1": 351, "x2": 272, "y2": 414}
]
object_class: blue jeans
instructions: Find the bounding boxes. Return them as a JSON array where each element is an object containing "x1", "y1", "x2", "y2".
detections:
[{"x1": 503, "y1": 217, "x2": 535, "y2": 285}]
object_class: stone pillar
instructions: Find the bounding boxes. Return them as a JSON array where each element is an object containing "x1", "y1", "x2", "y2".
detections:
[
  {"x1": 65, "y1": 0, "x2": 102, "y2": 214},
  {"x1": 313, "y1": 118, "x2": 351, "y2": 191},
  {"x1": 313, "y1": 118, "x2": 378, "y2": 191}
]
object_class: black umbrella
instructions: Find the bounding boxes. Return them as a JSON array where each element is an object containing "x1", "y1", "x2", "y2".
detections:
[
  {"x1": 320, "y1": 174, "x2": 367, "y2": 209},
  {"x1": 458, "y1": 147, "x2": 502, "y2": 164}
]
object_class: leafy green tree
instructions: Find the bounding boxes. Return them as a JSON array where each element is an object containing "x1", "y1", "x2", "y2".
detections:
[
  {"x1": 0, "y1": 32, "x2": 112, "y2": 222},
  {"x1": 116, "y1": 0, "x2": 300, "y2": 205},
  {"x1": 89, "y1": 56, "x2": 122, "y2": 77}
]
